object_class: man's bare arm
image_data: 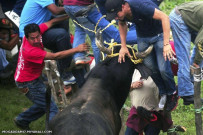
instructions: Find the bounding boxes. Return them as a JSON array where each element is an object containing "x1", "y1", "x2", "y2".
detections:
[{"x1": 47, "y1": 4, "x2": 66, "y2": 15}]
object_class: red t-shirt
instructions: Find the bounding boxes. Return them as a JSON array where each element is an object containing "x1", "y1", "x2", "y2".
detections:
[
  {"x1": 63, "y1": 0, "x2": 94, "y2": 6},
  {"x1": 14, "y1": 23, "x2": 48, "y2": 82}
]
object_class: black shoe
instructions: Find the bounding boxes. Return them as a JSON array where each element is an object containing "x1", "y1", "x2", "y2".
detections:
[
  {"x1": 137, "y1": 106, "x2": 155, "y2": 121},
  {"x1": 165, "y1": 91, "x2": 180, "y2": 112},
  {"x1": 14, "y1": 118, "x2": 30, "y2": 130},
  {"x1": 0, "y1": 70, "x2": 13, "y2": 78},
  {"x1": 0, "y1": 63, "x2": 14, "y2": 78},
  {"x1": 182, "y1": 95, "x2": 203, "y2": 105}
]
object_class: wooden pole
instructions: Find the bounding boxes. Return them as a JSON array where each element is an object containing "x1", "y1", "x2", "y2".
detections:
[
  {"x1": 45, "y1": 60, "x2": 59, "y2": 104},
  {"x1": 193, "y1": 67, "x2": 202, "y2": 135}
]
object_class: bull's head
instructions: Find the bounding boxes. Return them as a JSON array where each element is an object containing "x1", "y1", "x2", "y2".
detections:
[{"x1": 95, "y1": 28, "x2": 153, "y2": 59}]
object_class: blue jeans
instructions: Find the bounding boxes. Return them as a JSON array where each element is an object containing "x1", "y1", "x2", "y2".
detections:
[
  {"x1": 169, "y1": 9, "x2": 194, "y2": 96},
  {"x1": 137, "y1": 33, "x2": 176, "y2": 95},
  {"x1": 42, "y1": 28, "x2": 86, "y2": 87},
  {"x1": 1, "y1": 0, "x2": 26, "y2": 16},
  {"x1": 15, "y1": 78, "x2": 58, "y2": 126},
  {"x1": 87, "y1": 6, "x2": 137, "y2": 45},
  {"x1": 0, "y1": 48, "x2": 9, "y2": 71},
  {"x1": 125, "y1": 125, "x2": 160, "y2": 135},
  {"x1": 64, "y1": 5, "x2": 101, "y2": 64}
]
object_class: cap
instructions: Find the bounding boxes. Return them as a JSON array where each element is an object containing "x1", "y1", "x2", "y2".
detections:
[
  {"x1": 105, "y1": 0, "x2": 124, "y2": 21},
  {"x1": 0, "y1": 18, "x2": 12, "y2": 29}
]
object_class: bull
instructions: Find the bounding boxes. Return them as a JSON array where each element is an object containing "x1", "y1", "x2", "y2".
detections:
[{"x1": 49, "y1": 29, "x2": 153, "y2": 135}]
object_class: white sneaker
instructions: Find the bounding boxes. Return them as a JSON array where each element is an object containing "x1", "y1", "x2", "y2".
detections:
[
  {"x1": 159, "y1": 95, "x2": 167, "y2": 109},
  {"x1": 63, "y1": 76, "x2": 76, "y2": 86},
  {"x1": 75, "y1": 56, "x2": 92, "y2": 65},
  {"x1": 5, "y1": 11, "x2": 20, "y2": 27}
]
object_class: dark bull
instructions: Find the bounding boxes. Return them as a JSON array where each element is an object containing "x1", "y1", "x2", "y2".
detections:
[{"x1": 49, "y1": 29, "x2": 153, "y2": 135}]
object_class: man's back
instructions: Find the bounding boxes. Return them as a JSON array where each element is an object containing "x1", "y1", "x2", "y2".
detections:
[{"x1": 19, "y1": 0, "x2": 54, "y2": 37}]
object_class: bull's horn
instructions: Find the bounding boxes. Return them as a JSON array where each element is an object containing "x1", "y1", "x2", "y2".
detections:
[
  {"x1": 135, "y1": 45, "x2": 153, "y2": 58},
  {"x1": 95, "y1": 28, "x2": 112, "y2": 55}
]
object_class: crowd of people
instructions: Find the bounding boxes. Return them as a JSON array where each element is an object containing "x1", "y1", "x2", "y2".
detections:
[{"x1": 0, "y1": 0, "x2": 202, "y2": 134}]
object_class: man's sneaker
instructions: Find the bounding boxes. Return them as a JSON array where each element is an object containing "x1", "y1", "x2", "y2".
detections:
[
  {"x1": 63, "y1": 76, "x2": 76, "y2": 86},
  {"x1": 75, "y1": 56, "x2": 92, "y2": 65},
  {"x1": 137, "y1": 106, "x2": 156, "y2": 121},
  {"x1": 182, "y1": 95, "x2": 203, "y2": 105},
  {"x1": 159, "y1": 95, "x2": 167, "y2": 109},
  {"x1": 14, "y1": 118, "x2": 30, "y2": 130},
  {"x1": 165, "y1": 91, "x2": 180, "y2": 112},
  {"x1": 5, "y1": 11, "x2": 20, "y2": 27}
]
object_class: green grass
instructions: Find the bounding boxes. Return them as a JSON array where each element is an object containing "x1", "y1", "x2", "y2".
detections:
[
  {"x1": 0, "y1": 79, "x2": 202, "y2": 134},
  {"x1": 0, "y1": 81, "x2": 45, "y2": 134}
]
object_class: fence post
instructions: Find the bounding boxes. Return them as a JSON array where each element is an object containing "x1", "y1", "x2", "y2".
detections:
[
  {"x1": 45, "y1": 60, "x2": 59, "y2": 104},
  {"x1": 193, "y1": 67, "x2": 202, "y2": 135}
]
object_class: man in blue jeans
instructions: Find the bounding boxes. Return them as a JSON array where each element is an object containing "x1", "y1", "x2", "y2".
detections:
[
  {"x1": 14, "y1": 16, "x2": 89, "y2": 130},
  {"x1": 169, "y1": 1, "x2": 203, "y2": 105},
  {"x1": 63, "y1": 0, "x2": 100, "y2": 64},
  {"x1": 19, "y1": 0, "x2": 86, "y2": 87},
  {"x1": 105, "y1": 0, "x2": 178, "y2": 111},
  {"x1": 63, "y1": 0, "x2": 137, "y2": 65}
]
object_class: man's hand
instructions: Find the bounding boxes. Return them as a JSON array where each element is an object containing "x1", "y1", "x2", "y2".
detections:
[
  {"x1": 131, "y1": 81, "x2": 143, "y2": 89},
  {"x1": 163, "y1": 44, "x2": 175, "y2": 61},
  {"x1": 118, "y1": 46, "x2": 132, "y2": 63},
  {"x1": 76, "y1": 43, "x2": 90, "y2": 52}
]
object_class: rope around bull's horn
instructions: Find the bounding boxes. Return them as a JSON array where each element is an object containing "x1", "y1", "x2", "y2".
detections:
[
  {"x1": 103, "y1": 41, "x2": 143, "y2": 64},
  {"x1": 73, "y1": 15, "x2": 143, "y2": 64}
]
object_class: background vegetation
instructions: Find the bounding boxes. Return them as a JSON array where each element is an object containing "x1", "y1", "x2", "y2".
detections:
[{"x1": 0, "y1": 0, "x2": 202, "y2": 135}]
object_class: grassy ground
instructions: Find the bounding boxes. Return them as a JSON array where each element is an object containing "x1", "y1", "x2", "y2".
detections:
[
  {"x1": 0, "y1": 77, "x2": 202, "y2": 135},
  {"x1": 0, "y1": 80, "x2": 46, "y2": 133}
]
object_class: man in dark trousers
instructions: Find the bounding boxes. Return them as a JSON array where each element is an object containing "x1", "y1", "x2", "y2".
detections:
[
  {"x1": 14, "y1": 15, "x2": 89, "y2": 130},
  {"x1": 105, "y1": 0, "x2": 178, "y2": 112}
]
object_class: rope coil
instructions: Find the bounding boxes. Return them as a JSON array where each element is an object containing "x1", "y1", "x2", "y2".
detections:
[{"x1": 192, "y1": 106, "x2": 203, "y2": 113}]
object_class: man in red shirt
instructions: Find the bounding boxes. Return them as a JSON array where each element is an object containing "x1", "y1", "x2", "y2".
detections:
[{"x1": 14, "y1": 15, "x2": 89, "y2": 130}]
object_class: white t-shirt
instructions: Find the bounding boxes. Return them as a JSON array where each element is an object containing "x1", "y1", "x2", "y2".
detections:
[{"x1": 130, "y1": 69, "x2": 160, "y2": 111}]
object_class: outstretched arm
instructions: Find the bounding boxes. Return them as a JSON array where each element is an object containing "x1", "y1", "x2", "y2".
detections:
[
  {"x1": 118, "y1": 20, "x2": 132, "y2": 63},
  {"x1": 153, "y1": 8, "x2": 175, "y2": 61},
  {"x1": 47, "y1": 3, "x2": 66, "y2": 15},
  {"x1": 44, "y1": 43, "x2": 89, "y2": 60},
  {"x1": 44, "y1": 15, "x2": 69, "y2": 29}
]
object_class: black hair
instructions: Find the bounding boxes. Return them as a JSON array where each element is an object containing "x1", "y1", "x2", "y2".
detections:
[{"x1": 24, "y1": 23, "x2": 40, "y2": 38}]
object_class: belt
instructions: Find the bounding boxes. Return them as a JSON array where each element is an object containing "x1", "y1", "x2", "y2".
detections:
[{"x1": 175, "y1": 7, "x2": 181, "y2": 15}]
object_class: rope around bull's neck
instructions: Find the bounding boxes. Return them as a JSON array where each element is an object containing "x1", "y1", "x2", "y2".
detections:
[{"x1": 73, "y1": 15, "x2": 143, "y2": 64}]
